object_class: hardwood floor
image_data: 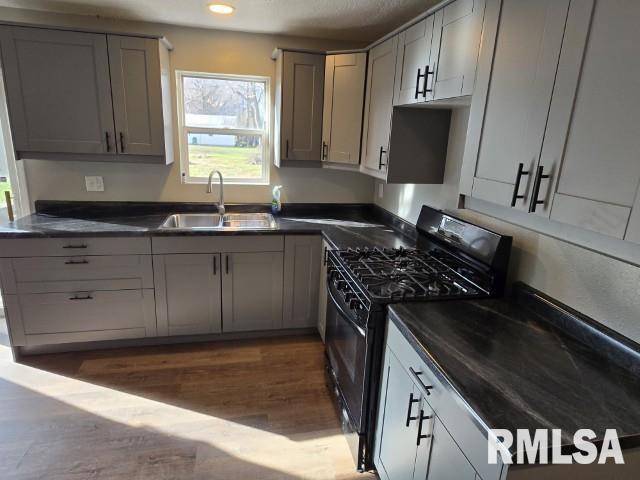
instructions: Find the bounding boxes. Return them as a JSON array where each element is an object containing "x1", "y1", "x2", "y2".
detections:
[{"x1": 0, "y1": 335, "x2": 376, "y2": 479}]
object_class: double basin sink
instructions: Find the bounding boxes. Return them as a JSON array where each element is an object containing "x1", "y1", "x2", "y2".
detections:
[{"x1": 160, "y1": 212, "x2": 277, "y2": 230}]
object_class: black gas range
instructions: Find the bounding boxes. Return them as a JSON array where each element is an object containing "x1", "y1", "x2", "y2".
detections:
[{"x1": 323, "y1": 205, "x2": 512, "y2": 471}]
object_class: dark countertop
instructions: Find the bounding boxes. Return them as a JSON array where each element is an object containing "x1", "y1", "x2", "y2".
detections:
[
  {"x1": 0, "y1": 201, "x2": 415, "y2": 251},
  {"x1": 388, "y1": 284, "x2": 640, "y2": 454}
]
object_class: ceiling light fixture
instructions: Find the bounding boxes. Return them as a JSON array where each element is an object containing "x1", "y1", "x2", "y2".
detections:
[{"x1": 208, "y1": 3, "x2": 235, "y2": 15}]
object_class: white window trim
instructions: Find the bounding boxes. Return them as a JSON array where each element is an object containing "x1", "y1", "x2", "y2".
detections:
[{"x1": 176, "y1": 70, "x2": 271, "y2": 186}]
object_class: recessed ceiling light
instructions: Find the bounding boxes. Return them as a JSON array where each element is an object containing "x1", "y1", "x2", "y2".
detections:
[{"x1": 208, "y1": 3, "x2": 235, "y2": 15}]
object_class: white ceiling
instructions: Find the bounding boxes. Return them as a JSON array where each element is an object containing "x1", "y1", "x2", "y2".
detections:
[{"x1": 0, "y1": 0, "x2": 440, "y2": 42}]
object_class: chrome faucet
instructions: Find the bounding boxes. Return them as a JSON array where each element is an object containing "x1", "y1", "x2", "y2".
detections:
[{"x1": 206, "y1": 169, "x2": 225, "y2": 215}]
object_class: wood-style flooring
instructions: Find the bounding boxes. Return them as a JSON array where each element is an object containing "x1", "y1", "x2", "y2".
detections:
[{"x1": 0, "y1": 335, "x2": 376, "y2": 479}]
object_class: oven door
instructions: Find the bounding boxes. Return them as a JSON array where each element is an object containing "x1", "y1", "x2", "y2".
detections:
[{"x1": 324, "y1": 280, "x2": 368, "y2": 432}]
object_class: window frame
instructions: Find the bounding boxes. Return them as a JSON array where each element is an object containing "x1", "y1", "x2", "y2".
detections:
[{"x1": 176, "y1": 70, "x2": 271, "y2": 185}]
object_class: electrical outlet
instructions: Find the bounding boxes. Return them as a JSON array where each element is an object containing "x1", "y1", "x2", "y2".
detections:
[
  {"x1": 377, "y1": 183, "x2": 384, "y2": 199},
  {"x1": 85, "y1": 176, "x2": 104, "y2": 192}
]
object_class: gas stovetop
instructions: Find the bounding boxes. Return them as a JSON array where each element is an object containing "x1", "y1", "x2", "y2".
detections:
[{"x1": 333, "y1": 246, "x2": 487, "y2": 302}]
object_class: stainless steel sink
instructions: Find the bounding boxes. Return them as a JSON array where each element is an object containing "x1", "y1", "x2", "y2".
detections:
[
  {"x1": 160, "y1": 212, "x2": 276, "y2": 230},
  {"x1": 222, "y1": 213, "x2": 276, "y2": 230},
  {"x1": 160, "y1": 213, "x2": 223, "y2": 229}
]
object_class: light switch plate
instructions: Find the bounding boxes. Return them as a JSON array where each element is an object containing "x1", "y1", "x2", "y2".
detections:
[
  {"x1": 85, "y1": 176, "x2": 104, "y2": 192},
  {"x1": 377, "y1": 183, "x2": 384, "y2": 199}
]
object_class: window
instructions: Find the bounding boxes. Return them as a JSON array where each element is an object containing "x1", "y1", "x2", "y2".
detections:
[{"x1": 177, "y1": 72, "x2": 269, "y2": 184}]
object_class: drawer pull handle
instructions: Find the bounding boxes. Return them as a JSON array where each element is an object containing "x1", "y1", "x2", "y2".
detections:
[
  {"x1": 417, "y1": 409, "x2": 433, "y2": 446},
  {"x1": 63, "y1": 245, "x2": 88, "y2": 249},
  {"x1": 65, "y1": 259, "x2": 89, "y2": 265},
  {"x1": 410, "y1": 367, "x2": 434, "y2": 395},
  {"x1": 406, "y1": 392, "x2": 420, "y2": 426},
  {"x1": 69, "y1": 294, "x2": 93, "y2": 301}
]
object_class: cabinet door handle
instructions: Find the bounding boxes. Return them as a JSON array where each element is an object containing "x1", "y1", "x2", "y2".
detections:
[
  {"x1": 285, "y1": 140, "x2": 289, "y2": 159},
  {"x1": 414, "y1": 68, "x2": 426, "y2": 99},
  {"x1": 64, "y1": 259, "x2": 89, "y2": 265},
  {"x1": 528, "y1": 165, "x2": 550, "y2": 213},
  {"x1": 510, "y1": 163, "x2": 530, "y2": 207},
  {"x1": 405, "y1": 392, "x2": 420, "y2": 426},
  {"x1": 378, "y1": 146, "x2": 387, "y2": 170},
  {"x1": 119, "y1": 132, "x2": 125, "y2": 152},
  {"x1": 105, "y1": 132, "x2": 111, "y2": 152},
  {"x1": 213, "y1": 255, "x2": 217, "y2": 275},
  {"x1": 422, "y1": 65, "x2": 434, "y2": 97},
  {"x1": 225, "y1": 255, "x2": 230, "y2": 274},
  {"x1": 69, "y1": 294, "x2": 93, "y2": 301},
  {"x1": 416, "y1": 409, "x2": 433, "y2": 446},
  {"x1": 410, "y1": 367, "x2": 434, "y2": 395},
  {"x1": 322, "y1": 141, "x2": 328, "y2": 160}
]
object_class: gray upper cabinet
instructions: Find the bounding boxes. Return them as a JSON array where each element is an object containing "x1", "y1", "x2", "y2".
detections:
[
  {"x1": 108, "y1": 35, "x2": 165, "y2": 157},
  {"x1": 274, "y1": 50, "x2": 325, "y2": 166},
  {"x1": 153, "y1": 254, "x2": 222, "y2": 336},
  {"x1": 222, "y1": 251, "x2": 284, "y2": 332},
  {"x1": 0, "y1": 25, "x2": 173, "y2": 164},
  {"x1": 431, "y1": 0, "x2": 486, "y2": 101},
  {"x1": 0, "y1": 27, "x2": 115, "y2": 156},
  {"x1": 538, "y1": 0, "x2": 640, "y2": 240},
  {"x1": 460, "y1": 0, "x2": 571, "y2": 209},
  {"x1": 283, "y1": 236, "x2": 321, "y2": 329},
  {"x1": 393, "y1": 16, "x2": 437, "y2": 106},
  {"x1": 361, "y1": 36, "x2": 398, "y2": 179},
  {"x1": 321, "y1": 53, "x2": 367, "y2": 167}
]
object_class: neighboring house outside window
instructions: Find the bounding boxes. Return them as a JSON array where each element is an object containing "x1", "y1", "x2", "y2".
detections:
[{"x1": 176, "y1": 71, "x2": 270, "y2": 185}]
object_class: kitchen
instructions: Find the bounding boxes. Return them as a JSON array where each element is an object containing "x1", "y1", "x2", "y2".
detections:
[{"x1": 0, "y1": 0, "x2": 639, "y2": 479}]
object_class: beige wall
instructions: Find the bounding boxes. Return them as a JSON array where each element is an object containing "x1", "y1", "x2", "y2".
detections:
[
  {"x1": 375, "y1": 107, "x2": 640, "y2": 343},
  {"x1": 0, "y1": 7, "x2": 374, "y2": 207}
]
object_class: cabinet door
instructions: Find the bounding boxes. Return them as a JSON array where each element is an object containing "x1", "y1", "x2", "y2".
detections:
[
  {"x1": 376, "y1": 351, "x2": 420, "y2": 480},
  {"x1": 0, "y1": 27, "x2": 115, "y2": 155},
  {"x1": 283, "y1": 236, "x2": 321, "y2": 329},
  {"x1": 222, "y1": 252, "x2": 283, "y2": 332},
  {"x1": 361, "y1": 36, "x2": 399, "y2": 176},
  {"x1": 536, "y1": 0, "x2": 640, "y2": 240},
  {"x1": 321, "y1": 53, "x2": 367, "y2": 165},
  {"x1": 280, "y1": 51, "x2": 325, "y2": 162},
  {"x1": 108, "y1": 35, "x2": 165, "y2": 156},
  {"x1": 413, "y1": 398, "x2": 436, "y2": 480},
  {"x1": 427, "y1": 417, "x2": 477, "y2": 480},
  {"x1": 431, "y1": 0, "x2": 486, "y2": 100},
  {"x1": 153, "y1": 254, "x2": 221, "y2": 336},
  {"x1": 462, "y1": 0, "x2": 570, "y2": 208},
  {"x1": 393, "y1": 17, "x2": 436, "y2": 106}
]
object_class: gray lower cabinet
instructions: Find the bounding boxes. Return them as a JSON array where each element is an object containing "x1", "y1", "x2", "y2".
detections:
[
  {"x1": 153, "y1": 254, "x2": 222, "y2": 336},
  {"x1": 283, "y1": 236, "x2": 321, "y2": 329},
  {"x1": 317, "y1": 239, "x2": 330, "y2": 342},
  {"x1": 376, "y1": 321, "x2": 504, "y2": 480},
  {"x1": 222, "y1": 252, "x2": 284, "y2": 332},
  {"x1": 0, "y1": 25, "x2": 173, "y2": 164}
]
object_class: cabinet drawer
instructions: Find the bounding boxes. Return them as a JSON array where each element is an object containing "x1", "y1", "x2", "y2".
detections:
[
  {"x1": 152, "y1": 235, "x2": 284, "y2": 254},
  {"x1": 0, "y1": 237, "x2": 151, "y2": 257},
  {"x1": 2, "y1": 255, "x2": 153, "y2": 294},
  {"x1": 9, "y1": 289, "x2": 156, "y2": 345},
  {"x1": 387, "y1": 319, "x2": 503, "y2": 480}
]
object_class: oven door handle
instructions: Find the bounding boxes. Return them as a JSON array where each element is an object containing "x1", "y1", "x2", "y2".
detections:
[{"x1": 326, "y1": 280, "x2": 367, "y2": 337}]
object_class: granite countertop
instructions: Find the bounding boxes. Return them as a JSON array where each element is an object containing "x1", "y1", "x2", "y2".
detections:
[
  {"x1": 0, "y1": 201, "x2": 415, "y2": 251},
  {"x1": 388, "y1": 285, "x2": 640, "y2": 453}
]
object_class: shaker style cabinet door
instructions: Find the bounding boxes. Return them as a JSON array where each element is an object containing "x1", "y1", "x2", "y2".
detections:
[
  {"x1": 280, "y1": 51, "x2": 325, "y2": 162},
  {"x1": 535, "y1": 0, "x2": 640, "y2": 240},
  {"x1": 460, "y1": 0, "x2": 571, "y2": 209},
  {"x1": 361, "y1": 36, "x2": 399, "y2": 178},
  {"x1": 222, "y1": 252, "x2": 284, "y2": 332},
  {"x1": 283, "y1": 236, "x2": 321, "y2": 329},
  {"x1": 431, "y1": 0, "x2": 486, "y2": 101},
  {"x1": 108, "y1": 35, "x2": 165, "y2": 156},
  {"x1": 393, "y1": 16, "x2": 436, "y2": 106},
  {"x1": 321, "y1": 53, "x2": 367, "y2": 165},
  {"x1": 0, "y1": 27, "x2": 115, "y2": 155},
  {"x1": 376, "y1": 351, "x2": 420, "y2": 480},
  {"x1": 153, "y1": 254, "x2": 222, "y2": 336},
  {"x1": 427, "y1": 417, "x2": 477, "y2": 480}
]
